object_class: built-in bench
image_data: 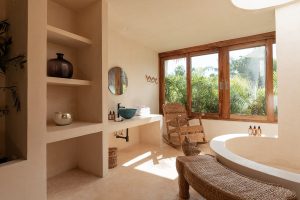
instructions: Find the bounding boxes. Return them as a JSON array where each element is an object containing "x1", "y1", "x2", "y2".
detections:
[{"x1": 176, "y1": 155, "x2": 297, "y2": 200}]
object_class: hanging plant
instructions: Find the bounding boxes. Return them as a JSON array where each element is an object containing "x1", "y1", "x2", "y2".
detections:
[{"x1": 0, "y1": 19, "x2": 26, "y2": 74}]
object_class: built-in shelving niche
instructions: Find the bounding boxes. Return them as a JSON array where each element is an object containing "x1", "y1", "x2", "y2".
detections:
[
  {"x1": 47, "y1": 132, "x2": 102, "y2": 180},
  {"x1": 46, "y1": 0, "x2": 103, "y2": 129},
  {"x1": 0, "y1": 0, "x2": 27, "y2": 166},
  {"x1": 46, "y1": 0, "x2": 103, "y2": 194}
]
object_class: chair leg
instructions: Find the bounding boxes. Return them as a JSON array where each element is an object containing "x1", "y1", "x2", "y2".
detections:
[
  {"x1": 178, "y1": 173, "x2": 190, "y2": 200},
  {"x1": 176, "y1": 157, "x2": 190, "y2": 199}
]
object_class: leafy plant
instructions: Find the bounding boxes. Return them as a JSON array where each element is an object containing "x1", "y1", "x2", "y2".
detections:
[
  {"x1": 0, "y1": 19, "x2": 25, "y2": 114},
  {"x1": 0, "y1": 106, "x2": 9, "y2": 117},
  {"x1": 0, "y1": 86, "x2": 21, "y2": 112},
  {"x1": 0, "y1": 19, "x2": 26, "y2": 74}
]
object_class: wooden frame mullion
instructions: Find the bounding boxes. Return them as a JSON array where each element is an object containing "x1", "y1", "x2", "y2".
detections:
[
  {"x1": 186, "y1": 54, "x2": 192, "y2": 116},
  {"x1": 159, "y1": 57, "x2": 165, "y2": 114},
  {"x1": 159, "y1": 32, "x2": 276, "y2": 123},
  {"x1": 219, "y1": 47, "x2": 230, "y2": 119},
  {"x1": 266, "y1": 39, "x2": 275, "y2": 122}
]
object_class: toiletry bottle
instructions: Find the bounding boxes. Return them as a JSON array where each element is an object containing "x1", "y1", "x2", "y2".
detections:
[
  {"x1": 108, "y1": 111, "x2": 112, "y2": 120},
  {"x1": 253, "y1": 126, "x2": 257, "y2": 136},
  {"x1": 248, "y1": 126, "x2": 253, "y2": 136},
  {"x1": 112, "y1": 111, "x2": 116, "y2": 121},
  {"x1": 258, "y1": 126, "x2": 262, "y2": 136}
]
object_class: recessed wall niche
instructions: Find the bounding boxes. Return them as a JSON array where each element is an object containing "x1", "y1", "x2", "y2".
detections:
[
  {"x1": 0, "y1": 0, "x2": 28, "y2": 165},
  {"x1": 46, "y1": 0, "x2": 104, "y2": 193}
]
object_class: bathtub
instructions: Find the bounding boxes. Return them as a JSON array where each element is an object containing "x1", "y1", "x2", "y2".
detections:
[{"x1": 210, "y1": 134, "x2": 300, "y2": 197}]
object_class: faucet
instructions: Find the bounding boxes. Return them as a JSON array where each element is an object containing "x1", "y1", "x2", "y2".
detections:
[{"x1": 117, "y1": 103, "x2": 125, "y2": 118}]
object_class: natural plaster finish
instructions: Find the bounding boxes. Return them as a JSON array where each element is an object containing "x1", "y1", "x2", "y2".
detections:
[{"x1": 48, "y1": 143, "x2": 212, "y2": 200}]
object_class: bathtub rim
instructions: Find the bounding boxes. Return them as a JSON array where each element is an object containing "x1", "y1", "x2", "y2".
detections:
[{"x1": 210, "y1": 133, "x2": 300, "y2": 184}]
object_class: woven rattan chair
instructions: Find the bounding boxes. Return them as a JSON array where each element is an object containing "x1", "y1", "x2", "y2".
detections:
[{"x1": 163, "y1": 103, "x2": 206, "y2": 147}]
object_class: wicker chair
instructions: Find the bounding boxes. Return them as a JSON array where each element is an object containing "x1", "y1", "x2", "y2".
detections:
[{"x1": 162, "y1": 103, "x2": 206, "y2": 147}]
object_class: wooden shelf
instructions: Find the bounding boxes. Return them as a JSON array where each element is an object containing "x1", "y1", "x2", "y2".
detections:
[
  {"x1": 47, "y1": 25, "x2": 92, "y2": 47},
  {"x1": 46, "y1": 122, "x2": 103, "y2": 143},
  {"x1": 47, "y1": 77, "x2": 92, "y2": 86}
]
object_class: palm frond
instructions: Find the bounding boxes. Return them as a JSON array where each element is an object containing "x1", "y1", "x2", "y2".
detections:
[
  {"x1": 0, "y1": 86, "x2": 21, "y2": 112},
  {"x1": 0, "y1": 19, "x2": 9, "y2": 35}
]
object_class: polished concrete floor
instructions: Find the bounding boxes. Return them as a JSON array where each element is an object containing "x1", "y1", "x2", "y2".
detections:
[{"x1": 48, "y1": 143, "x2": 212, "y2": 200}]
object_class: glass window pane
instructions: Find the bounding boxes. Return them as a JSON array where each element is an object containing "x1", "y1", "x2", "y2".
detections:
[
  {"x1": 230, "y1": 46, "x2": 266, "y2": 116},
  {"x1": 164, "y1": 58, "x2": 187, "y2": 105},
  {"x1": 191, "y1": 53, "x2": 219, "y2": 113},
  {"x1": 273, "y1": 44, "x2": 278, "y2": 115}
]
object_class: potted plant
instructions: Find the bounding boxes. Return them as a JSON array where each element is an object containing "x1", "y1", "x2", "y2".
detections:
[{"x1": 0, "y1": 19, "x2": 26, "y2": 114}]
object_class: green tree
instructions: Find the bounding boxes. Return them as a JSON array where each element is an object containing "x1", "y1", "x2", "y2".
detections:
[
  {"x1": 165, "y1": 55, "x2": 269, "y2": 116},
  {"x1": 165, "y1": 65, "x2": 187, "y2": 105}
]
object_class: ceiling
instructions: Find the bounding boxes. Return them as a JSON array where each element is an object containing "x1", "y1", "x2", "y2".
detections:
[{"x1": 108, "y1": 0, "x2": 275, "y2": 52}]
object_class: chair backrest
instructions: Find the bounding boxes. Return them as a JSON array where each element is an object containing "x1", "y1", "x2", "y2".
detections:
[{"x1": 163, "y1": 103, "x2": 188, "y2": 123}]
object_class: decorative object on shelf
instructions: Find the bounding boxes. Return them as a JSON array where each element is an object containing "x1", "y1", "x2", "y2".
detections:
[
  {"x1": 135, "y1": 106, "x2": 150, "y2": 116},
  {"x1": 108, "y1": 110, "x2": 116, "y2": 121},
  {"x1": 53, "y1": 112, "x2": 72, "y2": 126},
  {"x1": 181, "y1": 136, "x2": 201, "y2": 156},
  {"x1": 0, "y1": 86, "x2": 21, "y2": 112},
  {"x1": 47, "y1": 53, "x2": 73, "y2": 78},
  {"x1": 257, "y1": 126, "x2": 262, "y2": 136},
  {"x1": 108, "y1": 66, "x2": 128, "y2": 95},
  {"x1": 0, "y1": 19, "x2": 26, "y2": 75},
  {"x1": 108, "y1": 111, "x2": 112, "y2": 120},
  {"x1": 145, "y1": 75, "x2": 158, "y2": 84},
  {"x1": 248, "y1": 125, "x2": 253, "y2": 136},
  {"x1": 108, "y1": 147, "x2": 118, "y2": 169},
  {"x1": 248, "y1": 125, "x2": 262, "y2": 136}
]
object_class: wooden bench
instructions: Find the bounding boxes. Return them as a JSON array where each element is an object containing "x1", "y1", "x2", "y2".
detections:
[{"x1": 176, "y1": 155, "x2": 297, "y2": 200}]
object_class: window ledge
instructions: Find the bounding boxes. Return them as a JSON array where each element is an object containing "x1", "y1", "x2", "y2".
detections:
[{"x1": 201, "y1": 116, "x2": 277, "y2": 124}]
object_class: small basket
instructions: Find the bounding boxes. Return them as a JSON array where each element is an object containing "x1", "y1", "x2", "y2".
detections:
[
  {"x1": 109, "y1": 147, "x2": 118, "y2": 169},
  {"x1": 182, "y1": 136, "x2": 201, "y2": 156}
]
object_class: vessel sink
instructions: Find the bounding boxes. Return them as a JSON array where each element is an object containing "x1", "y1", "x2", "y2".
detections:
[{"x1": 118, "y1": 108, "x2": 137, "y2": 119}]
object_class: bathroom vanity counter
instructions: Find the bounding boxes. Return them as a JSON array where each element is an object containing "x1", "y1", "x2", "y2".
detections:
[
  {"x1": 106, "y1": 114, "x2": 162, "y2": 132},
  {"x1": 107, "y1": 114, "x2": 163, "y2": 147}
]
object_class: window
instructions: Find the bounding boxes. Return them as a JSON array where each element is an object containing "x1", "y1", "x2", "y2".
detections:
[
  {"x1": 229, "y1": 46, "x2": 266, "y2": 116},
  {"x1": 191, "y1": 53, "x2": 219, "y2": 114},
  {"x1": 164, "y1": 58, "x2": 187, "y2": 105},
  {"x1": 159, "y1": 32, "x2": 277, "y2": 122}
]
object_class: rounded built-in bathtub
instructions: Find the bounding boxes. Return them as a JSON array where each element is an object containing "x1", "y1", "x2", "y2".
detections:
[{"x1": 210, "y1": 134, "x2": 300, "y2": 197}]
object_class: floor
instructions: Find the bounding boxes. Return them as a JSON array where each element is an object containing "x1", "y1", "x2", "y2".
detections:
[{"x1": 48, "y1": 143, "x2": 213, "y2": 200}]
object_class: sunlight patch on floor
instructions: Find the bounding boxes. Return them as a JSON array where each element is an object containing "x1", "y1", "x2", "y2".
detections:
[
  {"x1": 134, "y1": 156, "x2": 178, "y2": 180},
  {"x1": 122, "y1": 151, "x2": 152, "y2": 167}
]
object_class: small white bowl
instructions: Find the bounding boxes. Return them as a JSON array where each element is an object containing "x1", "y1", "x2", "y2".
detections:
[{"x1": 53, "y1": 112, "x2": 72, "y2": 126}]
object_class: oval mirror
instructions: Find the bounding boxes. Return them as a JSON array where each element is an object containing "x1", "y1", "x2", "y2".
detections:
[{"x1": 108, "y1": 67, "x2": 128, "y2": 95}]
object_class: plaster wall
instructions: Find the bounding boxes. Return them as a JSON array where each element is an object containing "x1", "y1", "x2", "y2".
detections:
[
  {"x1": 0, "y1": 0, "x2": 47, "y2": 199},
  {"x1": 276, "y1": 2, "x2": 300, "y2": 162},
  {"x1": 107, "y1": 29, "x2": 159, "y2": 149},
  {"x1": 107, "y1": 29, "x2": 159, "y2": 114},
  {"x1": 202, "y1": 119, "x2": 278, "y2": 140}
]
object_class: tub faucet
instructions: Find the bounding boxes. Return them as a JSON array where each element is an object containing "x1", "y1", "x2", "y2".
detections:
[{"x1": 117, "y1": 103, "x2": 125, "y2": 118}]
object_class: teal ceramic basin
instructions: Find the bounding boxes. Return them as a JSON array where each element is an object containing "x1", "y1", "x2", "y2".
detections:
[{"x1": 118, "y1": 108, "x2": 137, "y2": 119}]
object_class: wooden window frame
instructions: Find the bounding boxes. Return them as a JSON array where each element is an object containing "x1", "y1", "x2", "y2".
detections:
[{"x1": 159, "y1": 32, "x2": 276, "y2": 123}]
